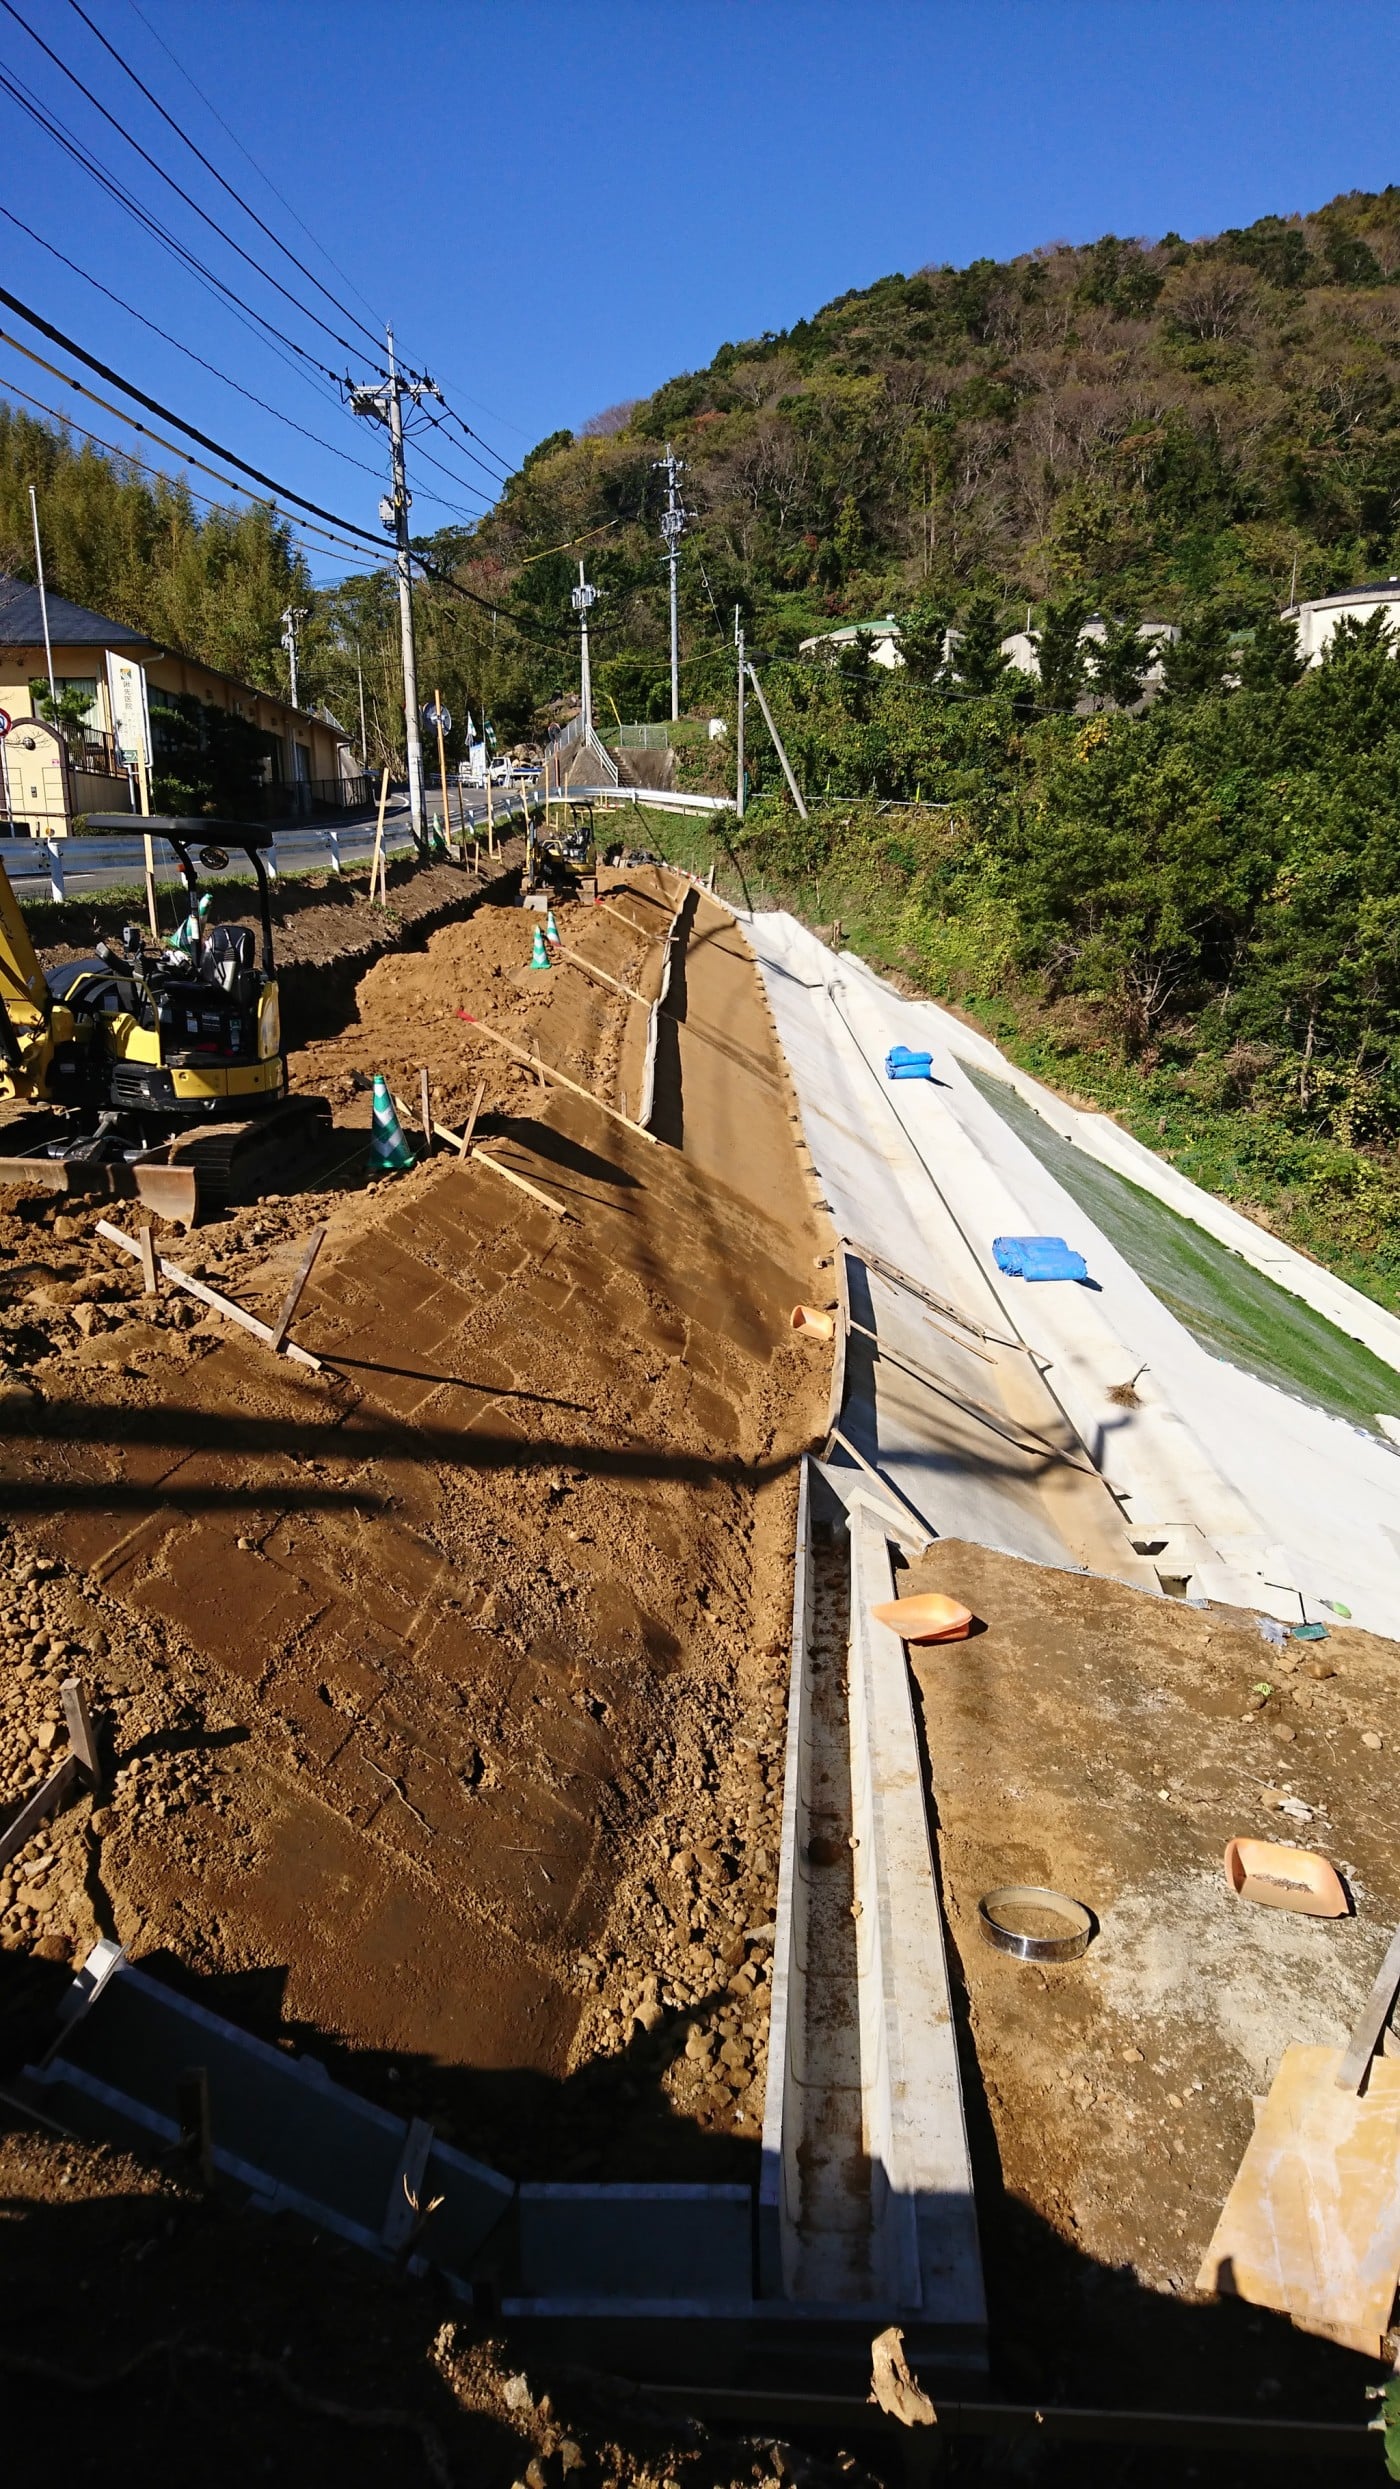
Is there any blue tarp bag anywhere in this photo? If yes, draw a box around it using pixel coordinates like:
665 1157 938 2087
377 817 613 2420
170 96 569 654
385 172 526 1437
993 1234 1089 1283
885 1045 935 1081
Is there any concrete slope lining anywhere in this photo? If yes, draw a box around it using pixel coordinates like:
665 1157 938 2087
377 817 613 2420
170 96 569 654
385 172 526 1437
747 912 1400 1642
740 909 1159 1589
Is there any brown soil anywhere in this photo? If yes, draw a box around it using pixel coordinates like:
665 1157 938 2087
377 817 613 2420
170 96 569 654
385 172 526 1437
0 862 856 2469
0 870 829 2187
898 1535 1400 2426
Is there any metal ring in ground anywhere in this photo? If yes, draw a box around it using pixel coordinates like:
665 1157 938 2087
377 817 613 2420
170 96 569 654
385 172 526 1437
977 1885 1093 1963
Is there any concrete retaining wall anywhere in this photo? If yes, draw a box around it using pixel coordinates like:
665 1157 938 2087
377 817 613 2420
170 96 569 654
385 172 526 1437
758 1453 815 2295
847 1509 985 2338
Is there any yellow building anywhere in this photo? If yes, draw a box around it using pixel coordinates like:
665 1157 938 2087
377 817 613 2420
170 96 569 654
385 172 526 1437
0 575 357 835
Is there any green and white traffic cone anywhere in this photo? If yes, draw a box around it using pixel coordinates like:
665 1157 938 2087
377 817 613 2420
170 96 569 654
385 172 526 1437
545 906 560 945
528 924 551 971
429 812 447 857
368 1073 416 1173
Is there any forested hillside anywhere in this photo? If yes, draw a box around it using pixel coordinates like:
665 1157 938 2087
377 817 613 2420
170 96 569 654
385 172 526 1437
461 185 1400 713
444 182 1400 1302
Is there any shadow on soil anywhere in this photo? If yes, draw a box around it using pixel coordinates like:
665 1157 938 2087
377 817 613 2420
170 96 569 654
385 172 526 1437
0 1392 803 1511
0 1941 1379 2484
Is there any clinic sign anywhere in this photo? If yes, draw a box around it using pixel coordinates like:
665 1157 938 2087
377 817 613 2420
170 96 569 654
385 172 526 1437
105 650 152 771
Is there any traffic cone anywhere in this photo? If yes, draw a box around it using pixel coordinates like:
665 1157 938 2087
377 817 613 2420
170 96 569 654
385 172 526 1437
545 906 560 945
368 1073 416 1173
528 924 551 971
429 812 447 857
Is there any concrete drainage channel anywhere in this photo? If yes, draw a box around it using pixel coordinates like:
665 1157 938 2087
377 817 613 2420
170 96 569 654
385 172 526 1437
19 1454 986 2383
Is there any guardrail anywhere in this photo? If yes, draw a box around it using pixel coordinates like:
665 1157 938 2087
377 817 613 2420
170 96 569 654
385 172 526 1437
0 794 544 904
561 785 731 815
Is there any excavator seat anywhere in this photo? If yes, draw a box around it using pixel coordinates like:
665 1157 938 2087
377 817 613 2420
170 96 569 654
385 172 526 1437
197 924 256 996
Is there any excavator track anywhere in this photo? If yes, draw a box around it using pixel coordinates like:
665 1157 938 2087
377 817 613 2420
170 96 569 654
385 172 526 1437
146 1097 334 1223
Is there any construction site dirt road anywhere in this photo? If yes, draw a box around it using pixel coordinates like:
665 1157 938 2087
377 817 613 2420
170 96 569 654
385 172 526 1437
0 866 830 2171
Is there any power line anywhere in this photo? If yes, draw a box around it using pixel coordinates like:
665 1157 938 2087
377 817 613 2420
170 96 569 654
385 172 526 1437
414 402 512 492
68 0 388 360
0 0 386 369
401 412 496 509
0 366 379 572
0 201 484 526
426 399 514 483
0 201 385 486
0 284 388 549
118 0 529 471
0 60 348 394
123 0 384 329
0 3 523 503
0 291 556 636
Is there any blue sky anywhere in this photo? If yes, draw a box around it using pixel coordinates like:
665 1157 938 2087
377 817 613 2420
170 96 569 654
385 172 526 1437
2 0 1398 578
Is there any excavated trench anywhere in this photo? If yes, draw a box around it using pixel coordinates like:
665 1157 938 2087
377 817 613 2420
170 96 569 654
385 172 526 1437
34 836 531 1049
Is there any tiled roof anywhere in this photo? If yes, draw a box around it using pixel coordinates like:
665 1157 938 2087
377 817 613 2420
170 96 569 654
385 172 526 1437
0 574 152 651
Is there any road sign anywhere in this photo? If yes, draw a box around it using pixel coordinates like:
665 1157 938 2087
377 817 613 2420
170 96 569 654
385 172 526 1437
423 700 452 733
0 709 11 739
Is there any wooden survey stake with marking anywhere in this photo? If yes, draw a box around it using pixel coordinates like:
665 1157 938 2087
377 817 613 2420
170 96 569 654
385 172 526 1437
454 1011 656 1142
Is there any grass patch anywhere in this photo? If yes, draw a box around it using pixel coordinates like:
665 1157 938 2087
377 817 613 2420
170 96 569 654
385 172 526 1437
965 1067 1400 1434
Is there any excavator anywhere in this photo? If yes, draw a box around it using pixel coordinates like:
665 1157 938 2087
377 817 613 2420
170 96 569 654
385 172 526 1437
0 816 329 1226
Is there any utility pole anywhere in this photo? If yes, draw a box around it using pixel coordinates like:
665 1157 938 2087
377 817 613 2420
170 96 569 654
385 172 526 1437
734 604 745 821
280 605 308 710
572 561 599 741
654 442 689 721
746 660 808 821
28 484 55 700
348 328 431 844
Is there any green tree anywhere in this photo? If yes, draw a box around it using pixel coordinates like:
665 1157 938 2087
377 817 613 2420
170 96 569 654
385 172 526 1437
29 677 96 758
1236 611 1305 691
952 595 1011 694
899 600 950 683
1031 595 1089 711
1160 607 1232 699
1087 613 1155 708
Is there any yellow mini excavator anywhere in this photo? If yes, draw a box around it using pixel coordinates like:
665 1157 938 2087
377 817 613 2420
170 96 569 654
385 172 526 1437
0 816 329 1224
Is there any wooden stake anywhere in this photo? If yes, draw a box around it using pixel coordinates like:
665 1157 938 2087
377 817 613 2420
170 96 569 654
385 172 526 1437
1337 1918 1400 2091
138 1222 158 1298
95 1219 321 1370
136 748 158 938
432 685 454 860
594 894 651 938
454 1011 657 1142
554 943 647 1004
269 1223 326 1353
60 1675 102 1791
485 770 495 856
370 765 390 903
0 1755 79 1871
418 1066 434 1150
460 1076 485 1157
